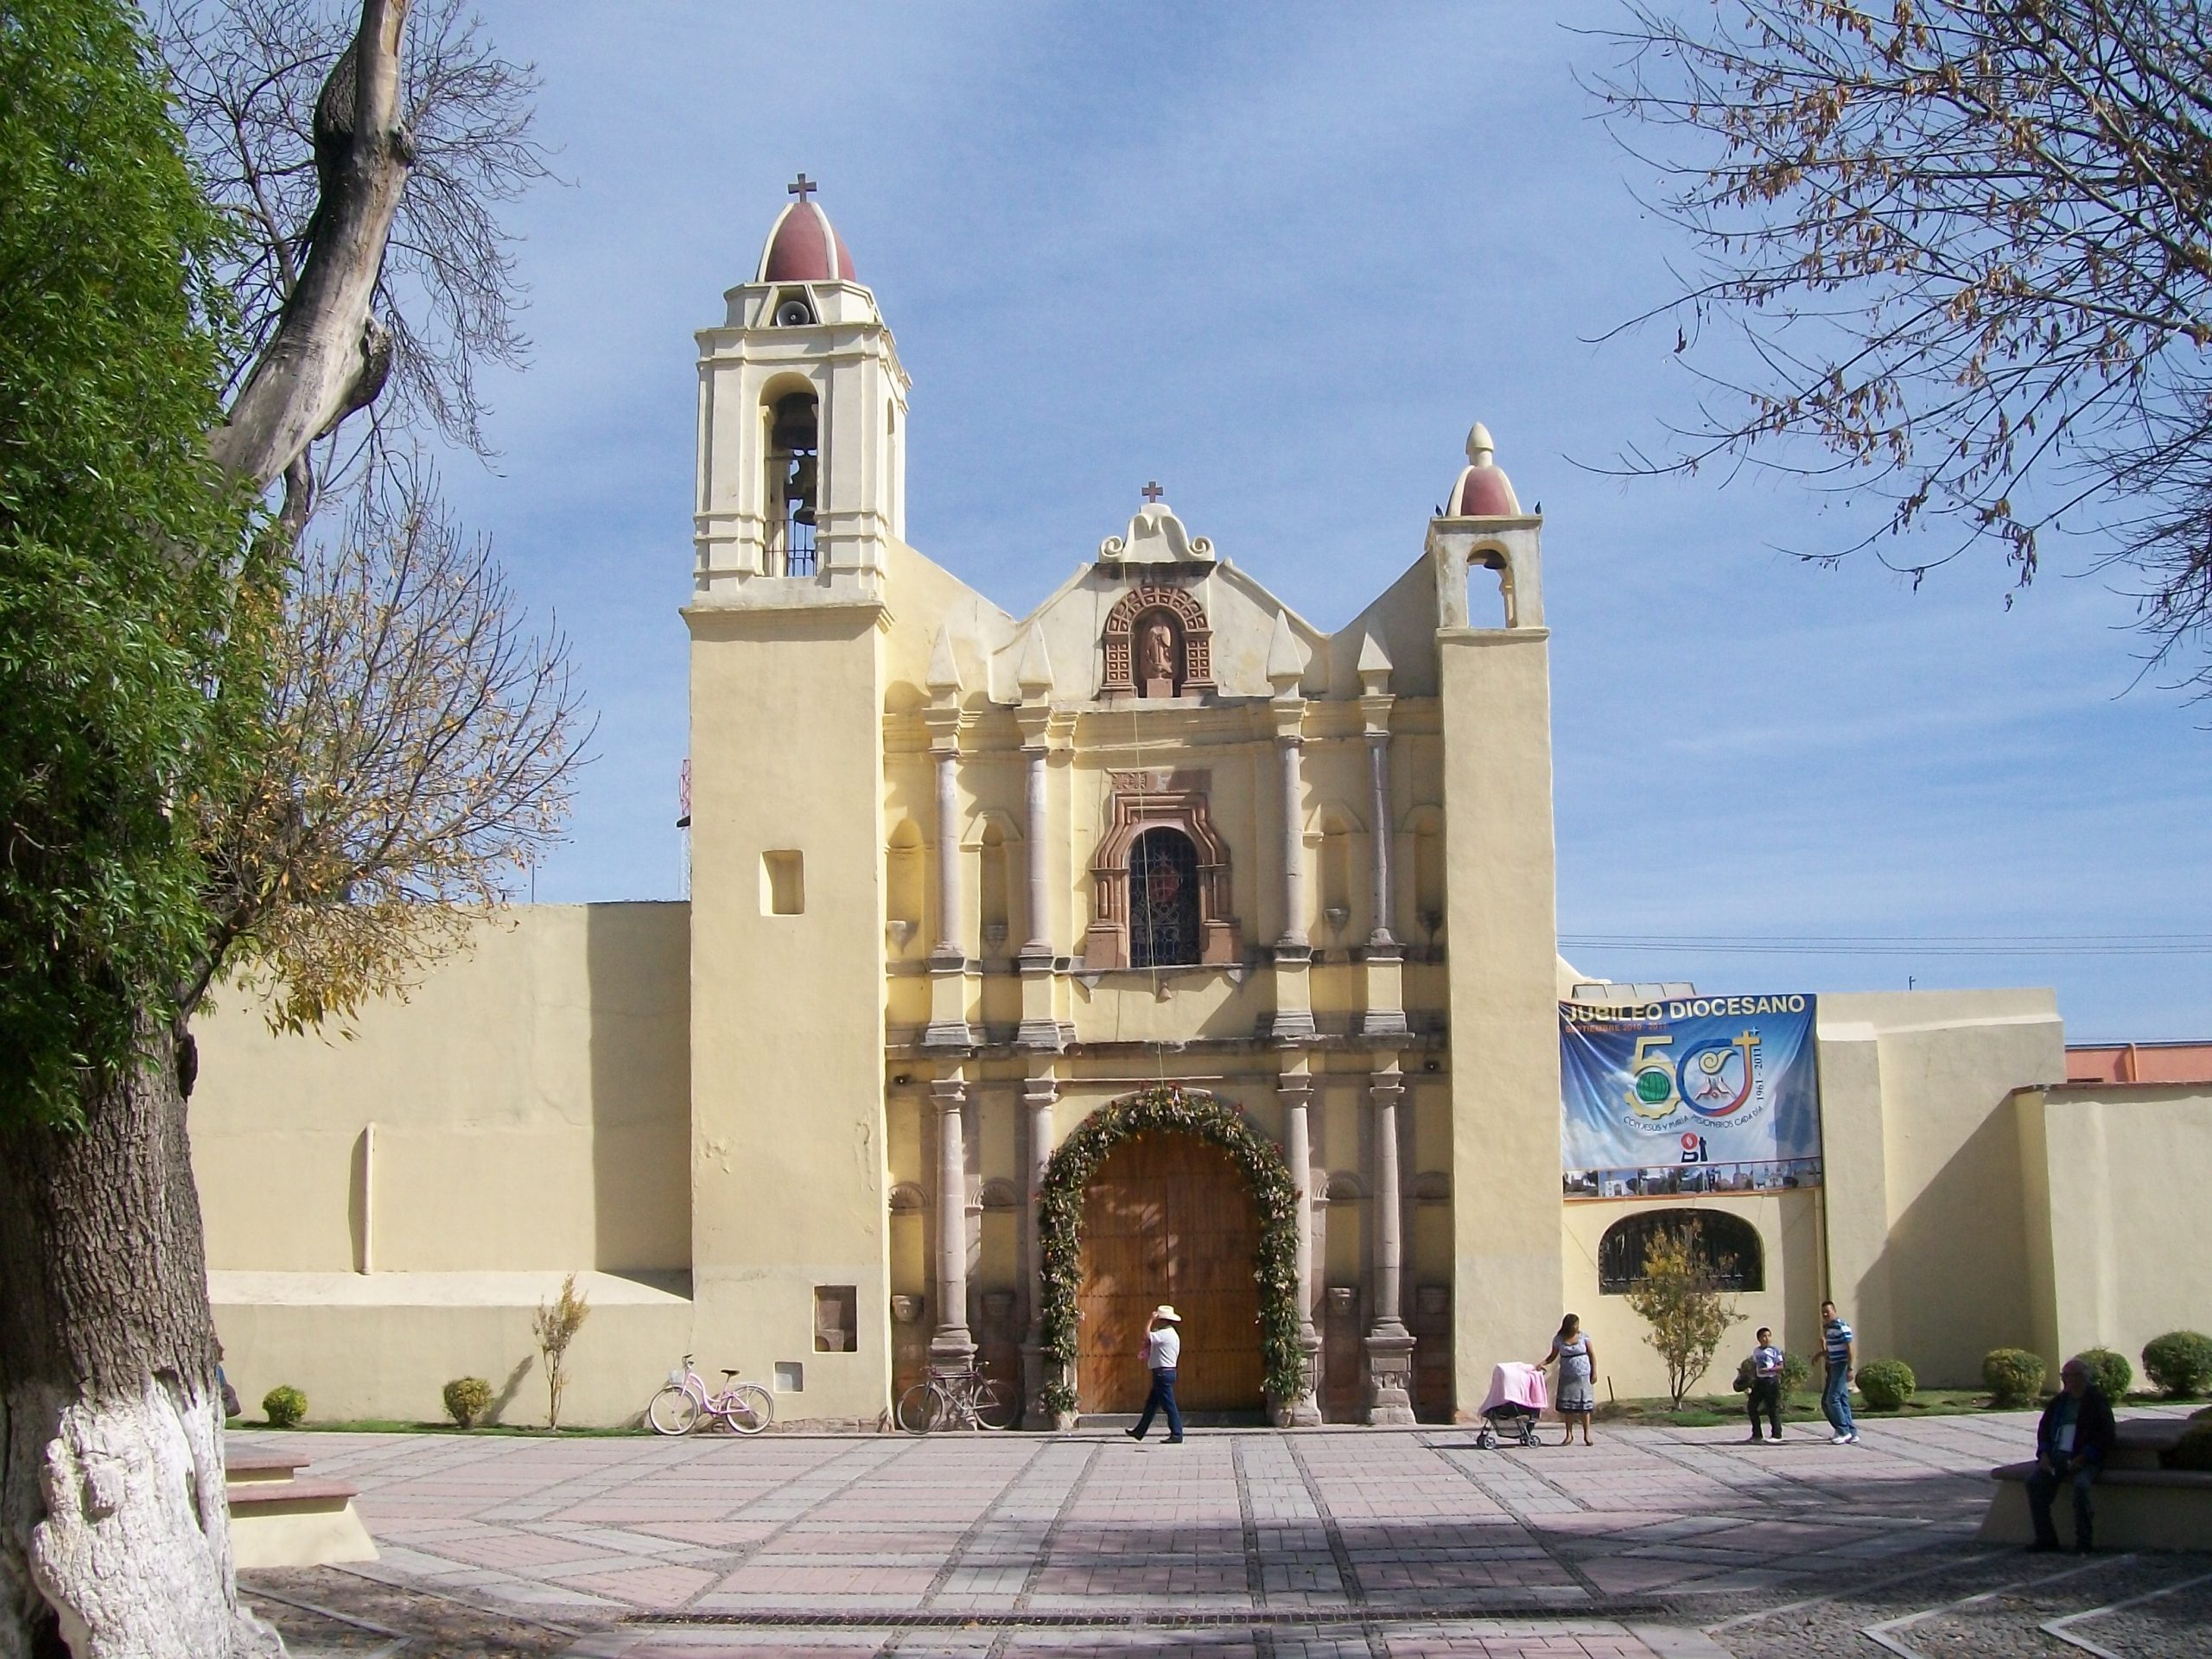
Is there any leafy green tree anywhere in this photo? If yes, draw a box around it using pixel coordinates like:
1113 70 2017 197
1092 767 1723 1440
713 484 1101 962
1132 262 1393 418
0 0 248 1128
1621 1224 1744 1408
0 3 552 1652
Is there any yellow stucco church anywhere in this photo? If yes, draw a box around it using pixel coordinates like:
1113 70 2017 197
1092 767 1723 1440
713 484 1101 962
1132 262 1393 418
192 187 2212 1429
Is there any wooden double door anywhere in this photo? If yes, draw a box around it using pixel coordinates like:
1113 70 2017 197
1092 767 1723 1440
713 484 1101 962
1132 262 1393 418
1075 1129 1264 1413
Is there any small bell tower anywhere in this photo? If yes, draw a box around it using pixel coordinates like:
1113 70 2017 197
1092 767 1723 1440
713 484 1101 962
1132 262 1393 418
693 175 909 601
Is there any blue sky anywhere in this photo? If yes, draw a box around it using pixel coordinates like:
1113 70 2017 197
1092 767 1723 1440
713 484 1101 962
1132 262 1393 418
429 2 2209 1041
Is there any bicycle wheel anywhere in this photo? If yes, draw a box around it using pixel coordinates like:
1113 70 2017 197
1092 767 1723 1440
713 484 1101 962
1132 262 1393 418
647 1386 699 1436
971 1376 1017 1431
721 1382 774 1436
895 1381 941 1434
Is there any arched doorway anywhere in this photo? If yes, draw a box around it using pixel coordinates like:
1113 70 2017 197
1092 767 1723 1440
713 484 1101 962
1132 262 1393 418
1076 1129 1264 1414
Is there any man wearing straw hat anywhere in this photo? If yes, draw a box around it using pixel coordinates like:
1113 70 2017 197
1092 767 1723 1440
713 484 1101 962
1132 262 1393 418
1125 1305 1185 1443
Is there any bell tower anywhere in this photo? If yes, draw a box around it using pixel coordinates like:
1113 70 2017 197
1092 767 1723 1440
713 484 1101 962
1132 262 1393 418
683 180 899 1421
693 175 908 601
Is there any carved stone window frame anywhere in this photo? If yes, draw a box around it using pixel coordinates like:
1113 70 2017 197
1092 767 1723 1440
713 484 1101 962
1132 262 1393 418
1100 585 1215 698
1083 770 1240 969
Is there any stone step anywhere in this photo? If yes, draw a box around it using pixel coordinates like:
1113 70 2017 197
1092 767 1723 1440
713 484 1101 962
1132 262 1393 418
226 1446 311 1484
226 1475 363 1513
222 1441 378 1572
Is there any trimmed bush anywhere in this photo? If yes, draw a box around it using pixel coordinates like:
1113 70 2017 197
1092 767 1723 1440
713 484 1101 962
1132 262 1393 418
1857 1358 1916 1411
2076 1347 2132 1400
2167 1421 2212 1473
442 1376 493 1428
2143 1332 2212 1398
1780 1351 1813 1395
262 1385 308 1428
1983 1348 2047 1408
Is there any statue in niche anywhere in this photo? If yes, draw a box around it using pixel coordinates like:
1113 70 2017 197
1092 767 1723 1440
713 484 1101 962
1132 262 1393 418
1139 613 1179 697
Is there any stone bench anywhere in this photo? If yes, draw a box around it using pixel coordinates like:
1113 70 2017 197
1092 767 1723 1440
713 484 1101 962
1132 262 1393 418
225 1440 378 1570
1976 1417 2212 1552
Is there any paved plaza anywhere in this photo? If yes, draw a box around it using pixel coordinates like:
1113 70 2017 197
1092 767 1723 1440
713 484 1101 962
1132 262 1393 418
238 1410 2212 1657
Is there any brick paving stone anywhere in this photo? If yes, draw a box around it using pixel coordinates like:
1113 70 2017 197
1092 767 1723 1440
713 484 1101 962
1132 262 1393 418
235 1409 2210 1656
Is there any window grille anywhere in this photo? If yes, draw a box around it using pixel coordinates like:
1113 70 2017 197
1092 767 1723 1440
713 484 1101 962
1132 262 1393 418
1128 827 1200 969
1597 1209 1764 1294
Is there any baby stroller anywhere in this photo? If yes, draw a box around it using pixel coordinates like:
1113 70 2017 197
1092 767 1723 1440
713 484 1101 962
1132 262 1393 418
1475 1362 1548 1449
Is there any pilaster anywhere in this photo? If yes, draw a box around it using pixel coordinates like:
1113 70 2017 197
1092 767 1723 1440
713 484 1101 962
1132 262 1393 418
930 1071 977 1375
1018 1068 1059 1421
1365 1057 1416 1425
922 689 976 1050
1276 1065 1323 1427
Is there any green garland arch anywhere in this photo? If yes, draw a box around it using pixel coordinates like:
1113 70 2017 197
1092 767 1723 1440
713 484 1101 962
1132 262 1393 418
1036 1085 1302 1414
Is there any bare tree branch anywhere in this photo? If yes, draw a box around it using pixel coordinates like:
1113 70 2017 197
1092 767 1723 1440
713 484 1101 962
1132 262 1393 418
192 455 589 1027
1583 0 2212 691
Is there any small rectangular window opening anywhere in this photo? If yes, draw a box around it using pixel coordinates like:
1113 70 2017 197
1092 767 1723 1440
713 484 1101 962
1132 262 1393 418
760 850 804 915
813 1285 857 1353
773 1361 805 1393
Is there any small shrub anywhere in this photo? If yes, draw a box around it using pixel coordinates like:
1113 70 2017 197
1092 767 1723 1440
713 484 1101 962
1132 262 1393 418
262 1385 308 1427
442 1376 493 1428
1983 1348 2046 1407
1857 1358 1916 1411
2167 1421 2212 1473
1780 1351 1812 1395
2076 1347 2132 1399
532 1273 592 1429
2142 1332 2212 1398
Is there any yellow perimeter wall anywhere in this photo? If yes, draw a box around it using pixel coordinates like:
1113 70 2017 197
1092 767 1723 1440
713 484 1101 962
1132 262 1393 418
2018 1081 2212 1382
193 905 2212 1421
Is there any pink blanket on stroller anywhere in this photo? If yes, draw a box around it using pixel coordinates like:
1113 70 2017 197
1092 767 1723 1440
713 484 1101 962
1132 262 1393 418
1480 1362 1548 1414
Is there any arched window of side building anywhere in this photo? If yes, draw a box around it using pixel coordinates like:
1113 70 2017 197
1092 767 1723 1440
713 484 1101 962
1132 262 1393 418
1597 1209 1764 1294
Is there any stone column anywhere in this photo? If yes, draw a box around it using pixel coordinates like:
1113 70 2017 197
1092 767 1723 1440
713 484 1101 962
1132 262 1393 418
1019 1072 1058 1421
1356 701 1409 1039
1363 1062 1415 1424
932 745 962 962
1277 1071 1322 1426
923 739 973 1048
1275 735 1307 948
1021 745 1051 956
930 1076 976 1374
1366 733 1395 949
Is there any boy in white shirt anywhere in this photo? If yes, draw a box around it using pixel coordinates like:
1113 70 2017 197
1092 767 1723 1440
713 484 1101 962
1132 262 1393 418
1746 1326 1785 1441
1125 1305 1185 1443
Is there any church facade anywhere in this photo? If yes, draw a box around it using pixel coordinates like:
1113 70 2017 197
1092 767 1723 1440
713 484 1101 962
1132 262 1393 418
190 190 2212 1429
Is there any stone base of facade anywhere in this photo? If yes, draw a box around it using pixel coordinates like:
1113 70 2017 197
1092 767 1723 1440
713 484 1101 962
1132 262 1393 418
1363 1327 1417 1425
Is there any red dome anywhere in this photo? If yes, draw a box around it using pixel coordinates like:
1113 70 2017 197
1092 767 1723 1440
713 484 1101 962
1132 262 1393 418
1455 467 1518 516
758 197 858 283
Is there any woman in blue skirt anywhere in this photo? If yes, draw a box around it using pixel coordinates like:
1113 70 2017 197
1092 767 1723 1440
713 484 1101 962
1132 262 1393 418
1535 1313 1598 1446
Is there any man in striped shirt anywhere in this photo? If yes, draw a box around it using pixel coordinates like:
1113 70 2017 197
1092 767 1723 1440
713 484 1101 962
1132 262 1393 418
1820 1300 1858 1444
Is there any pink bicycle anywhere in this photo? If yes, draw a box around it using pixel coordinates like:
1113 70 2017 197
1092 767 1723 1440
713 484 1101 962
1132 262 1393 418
647 1353 773 1436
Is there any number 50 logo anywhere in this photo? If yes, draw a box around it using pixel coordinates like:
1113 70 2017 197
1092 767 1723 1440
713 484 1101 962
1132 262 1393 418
1626 1036 1677 1118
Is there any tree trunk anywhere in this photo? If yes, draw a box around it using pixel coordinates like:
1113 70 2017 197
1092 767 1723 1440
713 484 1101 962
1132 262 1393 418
0 1022 280 1659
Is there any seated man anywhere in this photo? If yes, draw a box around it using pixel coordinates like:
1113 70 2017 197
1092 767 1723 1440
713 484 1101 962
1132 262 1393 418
2027 1357 2117 1554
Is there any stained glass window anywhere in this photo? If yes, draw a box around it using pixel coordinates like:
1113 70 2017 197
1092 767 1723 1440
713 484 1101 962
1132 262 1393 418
1129 827 1199 969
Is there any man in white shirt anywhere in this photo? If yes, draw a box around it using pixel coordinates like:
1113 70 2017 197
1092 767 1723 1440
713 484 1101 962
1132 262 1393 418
1125 1305 1185 1443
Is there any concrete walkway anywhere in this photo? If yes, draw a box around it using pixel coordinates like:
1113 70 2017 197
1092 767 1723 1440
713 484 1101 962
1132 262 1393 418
234 1409 2199 1657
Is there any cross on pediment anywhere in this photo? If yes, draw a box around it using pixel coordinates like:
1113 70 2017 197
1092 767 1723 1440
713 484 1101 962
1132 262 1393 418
1141 480 1165 503
787 174 817 201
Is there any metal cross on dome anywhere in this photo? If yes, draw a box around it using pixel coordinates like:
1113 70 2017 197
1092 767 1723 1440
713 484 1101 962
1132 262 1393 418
787 174 817 201
1141 480 1165 503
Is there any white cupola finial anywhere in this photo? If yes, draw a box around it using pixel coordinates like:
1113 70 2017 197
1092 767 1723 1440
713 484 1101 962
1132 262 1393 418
1448 420 1522 518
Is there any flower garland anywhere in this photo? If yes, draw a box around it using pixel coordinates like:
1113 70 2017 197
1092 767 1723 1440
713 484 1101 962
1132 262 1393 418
1036 1085 1303 1414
